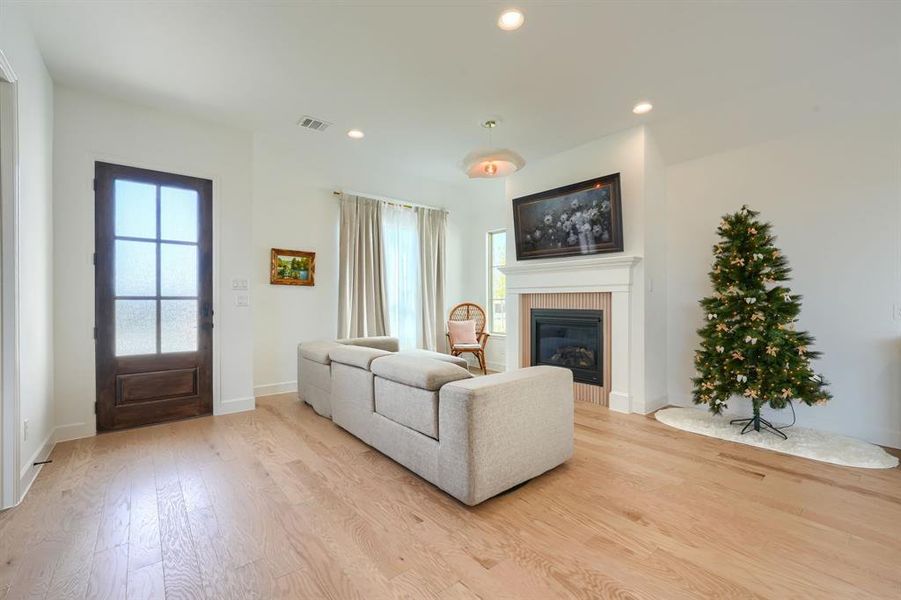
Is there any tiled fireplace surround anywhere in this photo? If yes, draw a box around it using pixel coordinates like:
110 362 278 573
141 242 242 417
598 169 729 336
502 255 642 413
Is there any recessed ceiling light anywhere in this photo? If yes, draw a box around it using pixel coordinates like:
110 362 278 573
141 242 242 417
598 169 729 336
497 8 525 31
632 101 653 115
347 129 365 139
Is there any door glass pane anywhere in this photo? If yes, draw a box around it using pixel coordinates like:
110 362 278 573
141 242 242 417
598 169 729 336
161 187 198 242
115 180 157 239
160 244 197 296
115 300 156 356
115 240 157 296
161 300 197 353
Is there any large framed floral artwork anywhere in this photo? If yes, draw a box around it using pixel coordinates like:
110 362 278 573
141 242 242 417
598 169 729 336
512 173 623 260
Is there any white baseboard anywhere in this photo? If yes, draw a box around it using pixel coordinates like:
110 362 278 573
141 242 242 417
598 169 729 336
54 421 94 443
217 396 255 415
640 394 669 415
18 429 55 504
608 391 631 413
254 380 297 397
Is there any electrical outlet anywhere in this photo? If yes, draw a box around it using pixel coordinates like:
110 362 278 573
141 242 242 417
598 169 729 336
894 304 901 321
23 419 28 442
235 295 249 307
231 279 248 290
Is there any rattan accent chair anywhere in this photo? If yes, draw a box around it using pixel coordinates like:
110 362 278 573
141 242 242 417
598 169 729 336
446 302 489 374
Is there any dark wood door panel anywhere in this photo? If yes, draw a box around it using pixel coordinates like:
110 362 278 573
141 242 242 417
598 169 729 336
95 162 213 432
117 368 198 405
107 396 210 430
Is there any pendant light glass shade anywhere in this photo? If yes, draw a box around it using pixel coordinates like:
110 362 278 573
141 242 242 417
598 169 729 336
462 148 526 179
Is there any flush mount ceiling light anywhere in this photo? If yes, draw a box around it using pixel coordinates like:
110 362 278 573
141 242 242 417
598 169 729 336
462 120 526 179
497 8 525 31
347 129 365 139
632 101 653 115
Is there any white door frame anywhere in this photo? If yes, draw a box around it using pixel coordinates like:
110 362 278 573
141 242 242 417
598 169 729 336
0 50 20 510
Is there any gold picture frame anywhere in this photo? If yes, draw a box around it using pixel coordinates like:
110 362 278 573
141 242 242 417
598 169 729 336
270 248 315 286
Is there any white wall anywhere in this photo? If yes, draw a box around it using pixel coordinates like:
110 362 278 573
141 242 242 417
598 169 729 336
250 137 337 396
0 4 56 488
642 132 668 407
250 134 495 394
52 86 256 439
665 114 901 448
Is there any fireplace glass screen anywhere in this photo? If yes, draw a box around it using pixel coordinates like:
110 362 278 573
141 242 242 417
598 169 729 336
530 309 603 385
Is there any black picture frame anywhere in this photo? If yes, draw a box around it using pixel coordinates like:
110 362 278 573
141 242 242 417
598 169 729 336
513 173 623 261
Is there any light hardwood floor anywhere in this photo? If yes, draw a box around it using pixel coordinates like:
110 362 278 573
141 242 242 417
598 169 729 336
1 394 899 600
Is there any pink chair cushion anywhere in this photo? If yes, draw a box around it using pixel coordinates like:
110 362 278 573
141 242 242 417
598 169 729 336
447 319 479 346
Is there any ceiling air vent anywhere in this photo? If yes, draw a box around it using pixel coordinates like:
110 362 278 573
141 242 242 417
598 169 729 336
297 115 332 132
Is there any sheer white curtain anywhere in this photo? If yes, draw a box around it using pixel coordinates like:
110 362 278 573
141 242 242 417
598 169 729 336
381 203 421 350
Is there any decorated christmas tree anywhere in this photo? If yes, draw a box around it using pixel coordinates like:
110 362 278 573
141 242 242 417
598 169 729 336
692 205 830 437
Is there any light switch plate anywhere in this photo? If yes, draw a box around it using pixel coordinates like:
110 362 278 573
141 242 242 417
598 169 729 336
231 279 248 290
894 304 901 321
235 295 250 307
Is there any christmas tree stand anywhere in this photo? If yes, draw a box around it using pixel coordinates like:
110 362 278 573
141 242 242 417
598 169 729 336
730 412 788 440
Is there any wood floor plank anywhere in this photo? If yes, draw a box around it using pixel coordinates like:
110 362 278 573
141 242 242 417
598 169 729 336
156 479 205 599
2 393 898 600
94 463 131 553
85 543 128 600
127 477 162 573
126 561 165 600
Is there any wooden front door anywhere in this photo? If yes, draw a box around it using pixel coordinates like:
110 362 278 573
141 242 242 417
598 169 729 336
94 162 213 431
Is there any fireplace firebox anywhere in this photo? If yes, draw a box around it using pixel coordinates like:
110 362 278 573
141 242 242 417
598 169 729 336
530 309 603 385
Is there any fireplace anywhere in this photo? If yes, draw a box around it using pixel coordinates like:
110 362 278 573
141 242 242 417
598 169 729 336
530 309 603 385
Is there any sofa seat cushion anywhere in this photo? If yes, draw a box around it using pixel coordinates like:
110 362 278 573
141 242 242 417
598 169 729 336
375 378 439 439
371 355 472 391
299 341 342 364
397 349 469 370
330 345 392 370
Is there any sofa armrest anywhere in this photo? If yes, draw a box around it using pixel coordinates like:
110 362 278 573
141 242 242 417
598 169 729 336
477 331 489 349
437 366 574 505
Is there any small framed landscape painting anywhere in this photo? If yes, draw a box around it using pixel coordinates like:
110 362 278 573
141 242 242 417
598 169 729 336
270 249 315 286
512 173 623 261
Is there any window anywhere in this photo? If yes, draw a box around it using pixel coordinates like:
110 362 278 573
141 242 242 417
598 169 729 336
382 204 421 350
487 230 507 334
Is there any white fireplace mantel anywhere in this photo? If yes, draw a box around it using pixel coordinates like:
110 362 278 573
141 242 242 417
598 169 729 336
500 255 643 414
501 255 641 293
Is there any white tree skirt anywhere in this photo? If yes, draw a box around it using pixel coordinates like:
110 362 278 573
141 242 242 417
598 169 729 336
655 407 899 469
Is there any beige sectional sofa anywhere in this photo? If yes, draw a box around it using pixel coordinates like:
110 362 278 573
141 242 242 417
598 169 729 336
297 336 574 505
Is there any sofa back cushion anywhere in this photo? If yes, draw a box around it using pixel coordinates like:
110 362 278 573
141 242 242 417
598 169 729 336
375 378 439 439
329 345 393 370
371 355 472 391
299 340 343 364
337 336 400 352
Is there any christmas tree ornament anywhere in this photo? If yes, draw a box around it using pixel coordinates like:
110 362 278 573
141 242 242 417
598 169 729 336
691 205 831 439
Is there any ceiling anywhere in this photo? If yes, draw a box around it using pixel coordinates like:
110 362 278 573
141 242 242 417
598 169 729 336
20 1 901 183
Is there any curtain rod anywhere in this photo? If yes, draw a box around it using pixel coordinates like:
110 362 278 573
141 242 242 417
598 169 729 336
332 189 447 213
